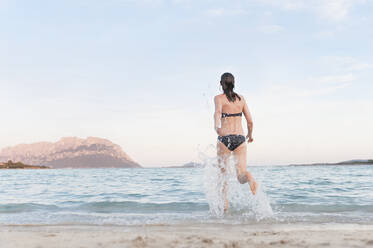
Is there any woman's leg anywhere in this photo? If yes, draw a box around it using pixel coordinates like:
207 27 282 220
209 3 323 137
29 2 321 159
233 143 258 195
217 141 231 212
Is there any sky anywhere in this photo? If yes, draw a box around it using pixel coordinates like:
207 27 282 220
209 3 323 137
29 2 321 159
1 0 372 167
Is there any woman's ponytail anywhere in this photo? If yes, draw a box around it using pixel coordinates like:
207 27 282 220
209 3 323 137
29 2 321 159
220 72 241 102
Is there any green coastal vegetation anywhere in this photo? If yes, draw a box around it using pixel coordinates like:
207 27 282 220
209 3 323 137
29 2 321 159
0 160 49 169
337 160 373 165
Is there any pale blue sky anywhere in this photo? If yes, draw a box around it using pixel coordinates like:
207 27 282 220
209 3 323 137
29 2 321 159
1 0 373 167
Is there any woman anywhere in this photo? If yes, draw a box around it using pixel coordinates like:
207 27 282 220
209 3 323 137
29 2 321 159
214 72 258 211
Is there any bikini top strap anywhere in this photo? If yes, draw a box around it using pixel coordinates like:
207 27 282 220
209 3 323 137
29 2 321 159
221 112 242 118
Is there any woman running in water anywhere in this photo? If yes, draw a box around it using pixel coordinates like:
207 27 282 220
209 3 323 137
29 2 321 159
214 72 258 212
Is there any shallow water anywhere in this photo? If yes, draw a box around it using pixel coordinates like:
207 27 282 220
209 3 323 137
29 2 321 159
0 165 373 225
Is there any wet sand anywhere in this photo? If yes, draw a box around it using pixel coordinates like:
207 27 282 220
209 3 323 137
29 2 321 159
1 223 373 248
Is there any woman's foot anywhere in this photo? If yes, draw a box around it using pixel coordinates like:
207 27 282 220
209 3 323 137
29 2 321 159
224 200 229 213
249 180 258 195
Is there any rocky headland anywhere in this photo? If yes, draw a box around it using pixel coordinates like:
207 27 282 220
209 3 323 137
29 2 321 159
0 137 141 169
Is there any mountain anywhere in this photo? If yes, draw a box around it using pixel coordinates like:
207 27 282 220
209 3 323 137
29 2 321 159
166 162 204 168
0 137 141 168
181 162 204 168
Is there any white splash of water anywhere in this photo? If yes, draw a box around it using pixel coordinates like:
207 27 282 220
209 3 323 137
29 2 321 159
199 144 225 217
199 145 273 221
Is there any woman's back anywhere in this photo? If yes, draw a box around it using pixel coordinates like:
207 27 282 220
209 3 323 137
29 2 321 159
216 93 244 136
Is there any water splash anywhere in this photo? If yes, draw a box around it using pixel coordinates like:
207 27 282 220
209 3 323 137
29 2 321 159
199 144 273 221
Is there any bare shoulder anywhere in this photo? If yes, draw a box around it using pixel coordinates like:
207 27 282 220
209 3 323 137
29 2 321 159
238 94 245 101
214 94 224 102
237 94 246 104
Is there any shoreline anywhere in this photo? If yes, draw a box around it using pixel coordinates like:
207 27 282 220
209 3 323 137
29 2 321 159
2 223 373 247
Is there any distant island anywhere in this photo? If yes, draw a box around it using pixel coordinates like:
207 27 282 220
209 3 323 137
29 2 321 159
0 137 141 169
167 159 373 168
289 159 373 166
166 162 204 168
0 160 49 169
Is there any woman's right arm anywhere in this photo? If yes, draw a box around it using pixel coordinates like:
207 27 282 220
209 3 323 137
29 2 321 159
214 96 222 135
242 97 254 143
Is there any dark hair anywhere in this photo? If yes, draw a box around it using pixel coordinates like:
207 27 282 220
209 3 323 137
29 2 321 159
220 72 241 102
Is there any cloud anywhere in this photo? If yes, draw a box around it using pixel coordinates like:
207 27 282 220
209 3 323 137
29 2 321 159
301 73 356 96
316 0 366 21
257 0 366 21
314 30 336 39
205 8 248 17
317 0 351 20
266 73 356 98
268 82 352 98
320 56 373 71
314 74 357 84
119 0 366 22
257 24 284 34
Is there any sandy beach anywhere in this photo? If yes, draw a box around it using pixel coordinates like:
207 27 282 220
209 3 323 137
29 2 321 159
1 223 373 248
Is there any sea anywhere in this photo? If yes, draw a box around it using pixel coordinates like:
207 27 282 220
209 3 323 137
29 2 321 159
0 163 373 225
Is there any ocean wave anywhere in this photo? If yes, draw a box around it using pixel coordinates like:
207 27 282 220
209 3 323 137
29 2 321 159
274 203 373 213
76 201 209 213
0 203 59 213
2 201 373 215
0 201 209 214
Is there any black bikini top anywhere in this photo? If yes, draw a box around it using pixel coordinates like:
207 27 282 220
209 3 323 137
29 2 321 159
221 112 242 118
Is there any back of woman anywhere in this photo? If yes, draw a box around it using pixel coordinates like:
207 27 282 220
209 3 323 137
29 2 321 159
218 93 245 136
